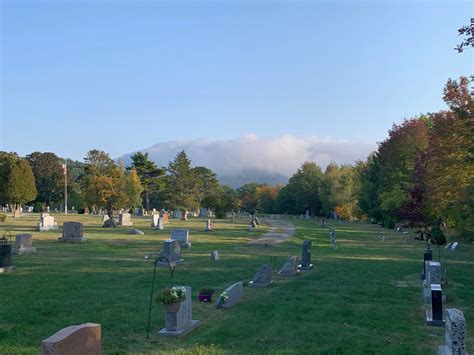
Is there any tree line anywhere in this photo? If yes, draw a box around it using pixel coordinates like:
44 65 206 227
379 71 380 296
0 77 472 240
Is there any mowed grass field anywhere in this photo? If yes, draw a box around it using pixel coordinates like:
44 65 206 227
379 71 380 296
0 214 472 354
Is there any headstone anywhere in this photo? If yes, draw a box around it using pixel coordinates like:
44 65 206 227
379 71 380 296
58 222 87 243
210 250 219 260
422 245 433 280
103 219 114 228
426 284 444 327
437 308 468 355
0 237 15 273
299 240 313 270
199 208 210 218
278 256 299 276
151 214 159 228
450 242 459 250
424 261 443 304
170 229 191 249
215 282 243 309
127 229 144 235
181 211 188 221
102 214 110 225
13 234 36 255
37 213 59 231
305 210 310 220
161 239 182 266
205 219 213 232
172 210 183 220
254 216 260 225
118 213 133 226
46 206 50 213
249 263 272 287
160 211 169 223
41 323 101 355
158 286 199 337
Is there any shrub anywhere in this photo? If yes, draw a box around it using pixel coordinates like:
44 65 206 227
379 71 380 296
430 226 447 245
33 201 45 213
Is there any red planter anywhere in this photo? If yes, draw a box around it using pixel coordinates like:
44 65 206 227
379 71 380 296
198 294 212 302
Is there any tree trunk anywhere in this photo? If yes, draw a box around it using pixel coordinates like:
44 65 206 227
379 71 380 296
144 190 150 212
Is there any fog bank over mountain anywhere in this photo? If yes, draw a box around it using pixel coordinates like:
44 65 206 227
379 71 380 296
120 134 375 187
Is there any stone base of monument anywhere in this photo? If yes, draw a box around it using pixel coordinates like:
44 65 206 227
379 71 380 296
58 237 87 243
436 346 449 355
298 263 313 270
423 288 446 304
248 280 272 288
37 226 59 231
426 309 445 327
158 320 199 337
0 266 15 273
13 247 36 255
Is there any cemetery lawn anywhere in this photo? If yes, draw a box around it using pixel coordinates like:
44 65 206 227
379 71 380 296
0 215 473 355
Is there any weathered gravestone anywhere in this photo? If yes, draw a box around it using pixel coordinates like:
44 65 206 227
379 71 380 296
157 217 164 230
118 213 133 226
427 283 445 327
205 219 213 232
161 239 182 266
199 208 210 218
278 256 299 276
102 214 110 226
305 210 310 220
216 282 243 309
450 242 459 250
421 245 433 280
37 213 58 231
181 211 188 221
299 240 313 270
437 308 468 355
249 263 272 287
151 214 159 228
41 323 101 355
210 250 219 260
58 222 87 243
161 212 169 223
13 234 36 255
170 229 191 249
158 286 199 337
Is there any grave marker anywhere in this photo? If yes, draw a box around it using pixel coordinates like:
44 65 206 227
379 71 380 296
249 263 272 287
13 234 36 255
216 282 243 309
41 323 101 355
170 229 191 249
58 222 87 243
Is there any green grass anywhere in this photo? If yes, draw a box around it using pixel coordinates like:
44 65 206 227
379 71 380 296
0 214 472 354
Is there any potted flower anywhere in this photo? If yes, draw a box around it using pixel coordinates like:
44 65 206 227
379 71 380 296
198 287 215 302
156 286 186 313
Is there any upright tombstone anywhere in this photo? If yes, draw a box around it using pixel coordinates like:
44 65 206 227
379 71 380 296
13 234 36 255
205 219 213 232
161 240 182 266
249 263 272 287
158 286 199 337
102 214 110 226
172 210 183 220
299 240 313 270
422 245 433 280
118 213 133 226
170 229 191 249
305 210 310 220
58 222 87 243
0 237 15 273
437 308 468 355
157 217 164 230
181 211 188 221
161 212 169 224
427 284 444 327
41 323 101 355
215 282 243 309
278 256 299 276
199 208 210 218
210 250 219 260
151 214 159 228
37 213 59 231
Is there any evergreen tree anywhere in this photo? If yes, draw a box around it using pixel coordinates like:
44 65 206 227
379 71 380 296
165 151 199 211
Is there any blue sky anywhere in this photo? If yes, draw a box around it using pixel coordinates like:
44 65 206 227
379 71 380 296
1 0 471 162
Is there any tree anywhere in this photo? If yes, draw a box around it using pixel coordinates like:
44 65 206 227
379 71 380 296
276 162 324 215
82 150 143 224
126 152 164 211
194 166 220 207
202 184 238 218
455 18 474 53
0 153 37 212
255 184 281 214
26 152 64 205
164 151 199 211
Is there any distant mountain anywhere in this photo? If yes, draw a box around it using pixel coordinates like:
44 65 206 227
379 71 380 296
119 135 374 188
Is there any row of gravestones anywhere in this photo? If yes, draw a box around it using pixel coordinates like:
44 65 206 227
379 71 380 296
421 245 468 354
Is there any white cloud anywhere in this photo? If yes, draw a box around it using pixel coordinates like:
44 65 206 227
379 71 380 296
121 134 375 186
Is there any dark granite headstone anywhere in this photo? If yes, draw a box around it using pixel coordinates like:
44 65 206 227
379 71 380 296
299 240 313 270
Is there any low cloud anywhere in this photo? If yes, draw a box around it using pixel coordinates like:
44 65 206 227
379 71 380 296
121 134 375 187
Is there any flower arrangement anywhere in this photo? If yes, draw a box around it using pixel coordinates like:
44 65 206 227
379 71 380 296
219 291 228 304
156 286 186 305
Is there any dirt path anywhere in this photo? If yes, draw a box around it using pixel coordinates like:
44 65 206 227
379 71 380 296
248 218 295 245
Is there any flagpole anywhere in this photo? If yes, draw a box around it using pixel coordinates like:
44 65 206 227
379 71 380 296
64 161 68 215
